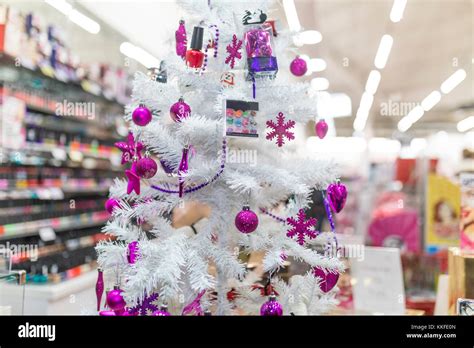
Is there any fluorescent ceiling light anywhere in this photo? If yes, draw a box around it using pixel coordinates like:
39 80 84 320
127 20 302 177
390 0 407 23
397 105 424 132
369 137 401 154
365 70 381 95
359 91 374 111
44 0 100 34
316 92 352 118
457 116 474 132
440 69 467 94
397 116 412 132
307 58 327 73
293 30 322 46
120 42 160 68
420 91 441 111
374 34 393 69
69 9 100 34
353 92 374 131
283 0 301 32
310 77 329 91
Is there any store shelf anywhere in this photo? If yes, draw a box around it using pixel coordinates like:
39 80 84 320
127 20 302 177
0 211 109 240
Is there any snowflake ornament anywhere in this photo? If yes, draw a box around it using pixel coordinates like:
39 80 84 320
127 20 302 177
266 112 295 147
286 209 319 245
225 34 243 69
128 292 159 316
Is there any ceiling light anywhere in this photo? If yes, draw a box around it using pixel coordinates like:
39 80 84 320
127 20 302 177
45 0 100 34
283 0 301 32
374 34 393 69
120 42 160 68
365 70 381 95
353 92 374 131
310 77 329 91
308 58 327 72
397 117 412 132
420 91 441 111
440 69 467 94
69 9 100 34
457 116 474 132
316 92 352 118
397 105 424 132
390 0 407 23
293 30 322 46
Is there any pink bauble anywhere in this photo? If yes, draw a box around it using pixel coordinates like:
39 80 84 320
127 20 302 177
235 206 259 233
313 266 339 293
260 296 283 316
290 56 307 77
326 181 347 213
105 198 120 214
315 119 328 139
152 306 171 316
106 287 126 314
135 157 158 179
132 105 152 126
99 310 116 316
170 98 191 122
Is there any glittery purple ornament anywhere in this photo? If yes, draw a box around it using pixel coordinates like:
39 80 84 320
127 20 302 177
132 105 152 126
326 180 347 213
125 162 141 195
313 266 339 293
115 132 143 164
152 305 171 316
170 98 191 122
105 198 120 214
315 119 328 139
175 20 187 58
127 241 139 264
290 56 307 77
95 268 104 311
178 146 189 198
136 157 158 179
260 295 283 316
99 310 116 316
235 206 259 233
128 292 159 316
106 286 127 315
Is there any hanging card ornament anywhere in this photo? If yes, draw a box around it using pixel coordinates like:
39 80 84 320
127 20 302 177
326 180 347 213
175 20 187 58
224 100 259 137
220 71 235 88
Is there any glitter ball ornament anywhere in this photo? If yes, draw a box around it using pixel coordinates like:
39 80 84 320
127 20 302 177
132 105 152 126
106 286 127 315
105 198 120 214
170 98 191 122
127 241 139 264
313 266 339 293
152 305 171 316
326 180 347 213
260 295 283 316
315 119 328 139
235 206 259 233
136 157 158 179
290 56 307 77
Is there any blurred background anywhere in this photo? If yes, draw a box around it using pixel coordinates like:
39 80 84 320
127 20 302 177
0 0 472 315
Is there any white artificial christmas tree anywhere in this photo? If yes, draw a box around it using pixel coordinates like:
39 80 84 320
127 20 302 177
97 0 345 316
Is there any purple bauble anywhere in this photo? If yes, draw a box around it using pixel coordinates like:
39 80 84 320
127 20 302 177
169 98 191 122
106 286 127 314
315 119 328 139
326 180 347 213
290 56 307 77
105 198 120 214
136 157 158 179
152 305 171 316
127 241 139 264
313 266 339 293
99 310 116 316
132 105 152 126
235 206 259 234
260 295 283 316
